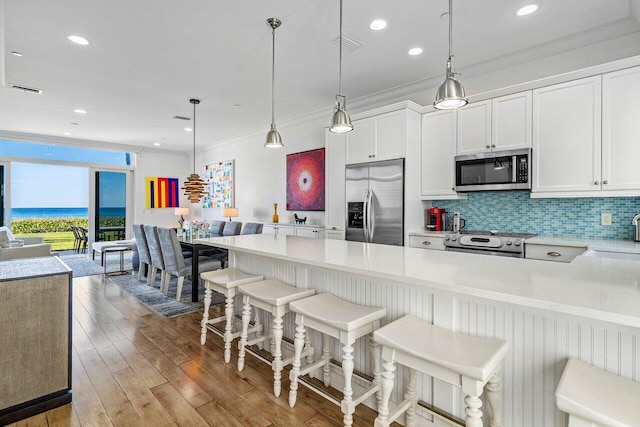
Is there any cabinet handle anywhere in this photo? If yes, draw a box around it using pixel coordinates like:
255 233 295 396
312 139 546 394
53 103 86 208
452 187 455 191
332 227 337 230
594 181 599 185
485 145 490 149
491 144 496 148
603 180 608 185
422 241 431 246
547 251 562 257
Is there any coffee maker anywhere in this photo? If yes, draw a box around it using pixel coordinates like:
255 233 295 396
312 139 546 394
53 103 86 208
426 207 447 231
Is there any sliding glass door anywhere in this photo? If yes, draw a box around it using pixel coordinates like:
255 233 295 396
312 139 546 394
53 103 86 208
94 170 129 242
0 164 5 226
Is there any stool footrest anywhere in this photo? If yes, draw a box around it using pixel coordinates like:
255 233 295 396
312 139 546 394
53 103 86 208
245 332 269 347
280 347 313 369
351 382 379 408
297 377 342 406
295 354 323 379
374 396 415 427
204 314 227 327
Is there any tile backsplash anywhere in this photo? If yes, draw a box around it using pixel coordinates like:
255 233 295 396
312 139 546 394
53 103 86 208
432 192 640 240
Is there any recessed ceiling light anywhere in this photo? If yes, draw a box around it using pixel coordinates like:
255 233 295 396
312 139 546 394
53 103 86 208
153 142 161 146
184 127 193 132
408 47 424 56
67 35 90 46
11 51 23 57
370 19 387 31
74 109 87 114
516 4 538 16
64 132 72 136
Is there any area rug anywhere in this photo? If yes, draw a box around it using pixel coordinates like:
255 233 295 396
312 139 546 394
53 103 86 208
58 250 134 277
107 271 225 318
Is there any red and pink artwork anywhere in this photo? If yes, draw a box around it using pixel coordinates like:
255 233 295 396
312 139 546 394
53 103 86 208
286 148 325 211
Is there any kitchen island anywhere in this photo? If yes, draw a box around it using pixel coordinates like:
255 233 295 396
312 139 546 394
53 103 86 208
196 234 640 427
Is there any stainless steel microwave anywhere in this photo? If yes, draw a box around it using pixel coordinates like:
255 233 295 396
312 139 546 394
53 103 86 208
454 148 531 192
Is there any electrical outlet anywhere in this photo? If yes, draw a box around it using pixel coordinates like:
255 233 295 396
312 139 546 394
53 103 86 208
601 213 612 226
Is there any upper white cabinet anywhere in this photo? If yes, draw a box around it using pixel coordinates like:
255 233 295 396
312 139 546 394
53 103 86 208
262 224 295 236
421 110 458 198
325 129 346 236
456 92 531 155
346 110 405 164
456 100 491 155
532 76 602 194
601 66 640 191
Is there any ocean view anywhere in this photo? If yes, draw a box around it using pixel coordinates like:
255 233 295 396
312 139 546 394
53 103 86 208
12 207 125 219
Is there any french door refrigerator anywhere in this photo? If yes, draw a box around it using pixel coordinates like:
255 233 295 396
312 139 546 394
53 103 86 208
345 158 404 246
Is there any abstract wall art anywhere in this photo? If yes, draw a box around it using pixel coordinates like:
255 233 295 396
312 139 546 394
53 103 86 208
202 160 235 208
145 177 180 208
286 148 325 211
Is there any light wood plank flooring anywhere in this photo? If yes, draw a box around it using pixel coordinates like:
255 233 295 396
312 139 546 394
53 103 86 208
7 275 389 427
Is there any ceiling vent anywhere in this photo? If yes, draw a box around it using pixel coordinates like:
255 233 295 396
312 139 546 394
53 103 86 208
173 115 191 121
9 83 42 94
331 32 363 52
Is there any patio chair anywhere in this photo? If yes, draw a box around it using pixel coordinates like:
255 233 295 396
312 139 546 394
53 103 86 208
143 225 166 291
78 227 89 253
132 224 152 283
156 227 222 301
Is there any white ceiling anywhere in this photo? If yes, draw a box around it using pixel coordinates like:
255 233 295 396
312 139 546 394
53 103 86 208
1 0 639 152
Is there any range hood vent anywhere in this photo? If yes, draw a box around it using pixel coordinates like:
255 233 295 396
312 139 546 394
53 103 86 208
9 83 42 94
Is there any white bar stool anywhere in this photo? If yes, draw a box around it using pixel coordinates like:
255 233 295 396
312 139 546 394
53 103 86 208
200 268 263 363
556 358 640 427
236 279 315 397
288 293 387 427
373 315 509 427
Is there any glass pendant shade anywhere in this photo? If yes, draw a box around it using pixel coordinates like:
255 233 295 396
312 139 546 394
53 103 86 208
265 124 283 148
181 98 207 203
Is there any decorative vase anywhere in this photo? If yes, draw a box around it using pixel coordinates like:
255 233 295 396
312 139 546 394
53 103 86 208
272 203 279 223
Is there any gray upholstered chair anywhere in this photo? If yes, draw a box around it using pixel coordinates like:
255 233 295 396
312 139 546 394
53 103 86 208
143 225 166 290
241 223 263 235
222 221 242 236
156 227 222 301
132 224 151 283
209 220 226 237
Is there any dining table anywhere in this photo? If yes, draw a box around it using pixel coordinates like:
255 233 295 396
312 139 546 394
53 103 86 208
176 232 224 302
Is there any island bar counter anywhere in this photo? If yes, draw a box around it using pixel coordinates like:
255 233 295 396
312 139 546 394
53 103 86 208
195 234 640 426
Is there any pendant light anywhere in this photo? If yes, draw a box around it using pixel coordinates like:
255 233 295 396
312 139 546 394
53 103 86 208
181 98 207 203
329 0 353 133
265 18 283 148
433 0 468 110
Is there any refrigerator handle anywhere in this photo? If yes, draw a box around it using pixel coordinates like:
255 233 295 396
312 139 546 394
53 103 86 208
368 189 375 241
363 188 370 242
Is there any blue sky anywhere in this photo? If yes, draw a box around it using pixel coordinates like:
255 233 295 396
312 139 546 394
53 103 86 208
12 163 89 207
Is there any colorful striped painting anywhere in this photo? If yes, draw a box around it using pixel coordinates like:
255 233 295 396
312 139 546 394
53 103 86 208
145 177 180 208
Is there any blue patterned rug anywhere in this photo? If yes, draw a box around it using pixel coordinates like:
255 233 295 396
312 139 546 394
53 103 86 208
108 271 226 318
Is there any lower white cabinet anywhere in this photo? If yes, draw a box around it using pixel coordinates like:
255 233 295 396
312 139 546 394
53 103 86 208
262 224 295 236
525 243 586 263
325 229 345 240
408 234 445 251
295 226 325 239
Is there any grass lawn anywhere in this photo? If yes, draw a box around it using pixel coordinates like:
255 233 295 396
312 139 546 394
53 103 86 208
14 231 76 251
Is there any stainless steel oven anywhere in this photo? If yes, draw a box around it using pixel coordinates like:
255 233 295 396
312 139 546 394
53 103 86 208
455 148 531 192
444 231 535 258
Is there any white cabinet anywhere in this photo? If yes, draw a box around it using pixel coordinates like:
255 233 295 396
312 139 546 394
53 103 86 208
346 110 405 164
325 129 346 236
262 224 294 236
408 234 445 251
295 226 325 239
421 110 458 199
532 76 602 194
457 92 532 155
325 229 345 240
525 243 586 263
601 66 640 191
456 100 491 155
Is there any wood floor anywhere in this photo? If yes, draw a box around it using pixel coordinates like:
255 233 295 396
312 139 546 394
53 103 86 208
7 274 385 427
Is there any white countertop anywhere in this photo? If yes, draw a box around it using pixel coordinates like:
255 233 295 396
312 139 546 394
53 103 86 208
196 234 640 328
261 222 323 229
526 236 640 254
408 230 449 237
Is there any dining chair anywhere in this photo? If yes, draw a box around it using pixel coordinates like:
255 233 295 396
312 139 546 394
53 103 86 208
156 227 222 301
209 220 226 237
132 224 152 283
222 221 242 236
143 225 166 290
71 226 81 252
241 223 263 235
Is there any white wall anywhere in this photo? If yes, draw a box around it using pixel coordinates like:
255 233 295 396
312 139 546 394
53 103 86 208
133 150 190 227
196 116 327 226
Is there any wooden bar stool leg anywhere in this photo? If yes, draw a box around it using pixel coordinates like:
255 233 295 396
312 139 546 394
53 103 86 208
200 286 212 345
341 343 355 427
465 395 483 427
405 368 418 427
485 371 503 427
305 334 314 378
223 294 236 363
271 313 284 397
237 296 252 371
322 334 331 387
254 307 263 350
370 337 382 407
374 360 396 427
289 319 306 407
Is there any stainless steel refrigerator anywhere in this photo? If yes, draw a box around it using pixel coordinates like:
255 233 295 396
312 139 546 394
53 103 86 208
346 159 404 246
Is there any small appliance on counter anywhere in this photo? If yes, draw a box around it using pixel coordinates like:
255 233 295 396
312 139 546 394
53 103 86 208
426 207 447 231
452 212 466 233
633 214 640 242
